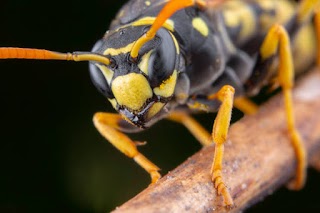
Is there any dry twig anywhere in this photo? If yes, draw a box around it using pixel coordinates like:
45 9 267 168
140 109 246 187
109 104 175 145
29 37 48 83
113 68 320 213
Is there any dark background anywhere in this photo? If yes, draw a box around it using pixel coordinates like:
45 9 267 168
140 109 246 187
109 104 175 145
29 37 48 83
0 0 319 212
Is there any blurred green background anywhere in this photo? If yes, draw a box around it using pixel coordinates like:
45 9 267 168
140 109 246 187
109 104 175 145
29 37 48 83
0 0 319 212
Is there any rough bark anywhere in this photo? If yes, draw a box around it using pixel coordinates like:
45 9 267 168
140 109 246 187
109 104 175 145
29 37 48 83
113 68 320 213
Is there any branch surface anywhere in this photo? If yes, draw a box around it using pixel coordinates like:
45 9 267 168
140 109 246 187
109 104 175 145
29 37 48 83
113 68 320 213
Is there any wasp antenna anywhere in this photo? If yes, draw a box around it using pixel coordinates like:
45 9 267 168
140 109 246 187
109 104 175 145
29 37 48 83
130 0 204 58
69 51 111 65
0 47 110 65
0 47 68 60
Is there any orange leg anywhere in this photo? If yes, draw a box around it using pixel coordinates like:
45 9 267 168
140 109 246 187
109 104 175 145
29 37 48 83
93 112 161 183
167 112 212 146
234 97 258 115
168 85 235 207
260 24 306 189
208 85 235 207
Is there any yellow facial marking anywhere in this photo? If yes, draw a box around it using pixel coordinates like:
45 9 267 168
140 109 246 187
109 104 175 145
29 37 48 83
108 98 118 110
153 70 177 98
131 17 175 32
169 31 180 54
96 64 113 84
138 50 153 75
104 42 134 56
192 17 209 37
147 102 164 119
112 73 152 111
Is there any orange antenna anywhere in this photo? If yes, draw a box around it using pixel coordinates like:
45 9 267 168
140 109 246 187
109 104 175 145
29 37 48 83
0 47 110 65
130 0 207 59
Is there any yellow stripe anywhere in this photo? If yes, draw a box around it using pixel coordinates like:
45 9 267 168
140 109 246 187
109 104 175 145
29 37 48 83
131 17 175 32
255 0 274 10
169 31 180 54
108 98 118 110
222 1 256 41
104 42 134 56
138 50 153 75
192 17 209 37
107 17 175 57
153 70 177 98
96 64 114 84
297 0 320 23
257 0 294 31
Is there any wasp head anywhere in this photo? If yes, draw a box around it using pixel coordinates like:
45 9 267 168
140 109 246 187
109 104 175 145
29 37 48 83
89 26 180 128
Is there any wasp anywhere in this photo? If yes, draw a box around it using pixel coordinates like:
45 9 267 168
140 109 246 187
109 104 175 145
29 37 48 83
1 0 320 208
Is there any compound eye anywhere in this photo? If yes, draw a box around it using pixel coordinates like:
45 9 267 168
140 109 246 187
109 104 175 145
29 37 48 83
89 63 114 99
148 29 176 88
91 39 104 53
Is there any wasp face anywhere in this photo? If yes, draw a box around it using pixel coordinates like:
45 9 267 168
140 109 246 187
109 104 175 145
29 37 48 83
89 26 180 128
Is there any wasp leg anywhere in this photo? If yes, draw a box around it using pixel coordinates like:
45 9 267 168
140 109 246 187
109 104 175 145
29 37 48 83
167 112 211 146
169 86 235 207
208 85 235 207
259 24 306 190
234 97 258 115
93 112 161 183
167 99 257 147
